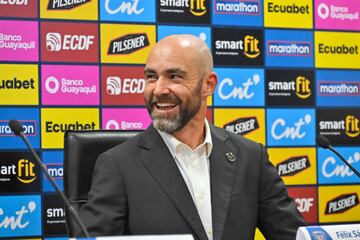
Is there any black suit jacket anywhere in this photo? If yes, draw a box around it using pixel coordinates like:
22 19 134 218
78 125 306 239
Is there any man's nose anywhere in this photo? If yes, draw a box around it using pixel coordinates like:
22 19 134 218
153 77 170 96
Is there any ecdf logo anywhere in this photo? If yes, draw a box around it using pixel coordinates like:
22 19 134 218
106 76 145 95
46 32 94 52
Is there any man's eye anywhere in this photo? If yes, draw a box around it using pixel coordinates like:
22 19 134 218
145 74 157 80
170 74 181 80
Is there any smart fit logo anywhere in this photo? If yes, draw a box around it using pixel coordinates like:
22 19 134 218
244 35 260 58
345 115 360 138
17 159 36 184
190 0 206 16
296 76 311 99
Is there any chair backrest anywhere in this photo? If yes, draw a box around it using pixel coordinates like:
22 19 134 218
63 130 139 237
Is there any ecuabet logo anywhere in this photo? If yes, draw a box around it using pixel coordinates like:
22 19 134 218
214 68 264 106
267 109 315 146
0 195 41 237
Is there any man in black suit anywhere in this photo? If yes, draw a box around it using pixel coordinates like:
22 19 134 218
78 34 306 239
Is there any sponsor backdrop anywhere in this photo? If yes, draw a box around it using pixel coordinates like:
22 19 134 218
0 0 359 239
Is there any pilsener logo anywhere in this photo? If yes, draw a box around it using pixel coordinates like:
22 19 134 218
223 116 259 135
106 76 145 95
107 33 149 55
47 0 91 10
325 193 359 214
267 41 311 57
46 32 94 52
0 120 36 136
276 156 310 177
214 0 260 15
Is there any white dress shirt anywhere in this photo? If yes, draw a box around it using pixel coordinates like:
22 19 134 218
158 120 213 240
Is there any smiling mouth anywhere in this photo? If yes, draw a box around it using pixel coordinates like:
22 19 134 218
154 102 178 111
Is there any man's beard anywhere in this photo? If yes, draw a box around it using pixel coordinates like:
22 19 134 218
146 80 202 133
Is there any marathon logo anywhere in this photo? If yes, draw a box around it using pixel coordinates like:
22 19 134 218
319 115 359 138
215 0 260 15
318 44 359 55
47 0 91 10
0 120 36 136
276 156 310 177
107 33 149 55
268 76 311 99
0 0 28 5
267 41 311 56
223 117 259 135
45 121 96 133
325 193 359 214
0 77 35 90
267 2 310 14
46 163 63 180
318 81 360 96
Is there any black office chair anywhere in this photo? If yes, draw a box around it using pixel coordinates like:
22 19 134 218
63 130 139 237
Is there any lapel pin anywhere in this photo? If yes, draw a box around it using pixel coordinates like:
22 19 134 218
226 152 236 162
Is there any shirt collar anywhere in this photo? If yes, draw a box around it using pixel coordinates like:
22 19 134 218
157 119 213 158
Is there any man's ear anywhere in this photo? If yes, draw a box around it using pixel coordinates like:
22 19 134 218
202 72 218 98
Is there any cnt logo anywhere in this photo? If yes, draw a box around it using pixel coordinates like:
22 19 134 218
267 41 311 57
0 200 37 231
105 119 143 130
214 0 260 15
106 76 145 95
271 114 312 140
317 3 359 21
268 76 311 99
322 151 360 178
318 81 360 96
0 120 36 136
45 76 96 95
223 116 259 135
276 155 310 177
46 32 94 52
319 115 360 138
325 193 359 215
215 35 260 58
217 73 260 100
107 33 149 55
47 0 91 10
105 0 144 15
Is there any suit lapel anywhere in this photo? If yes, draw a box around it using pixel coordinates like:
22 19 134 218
209 126 236 240
138 126 209 240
